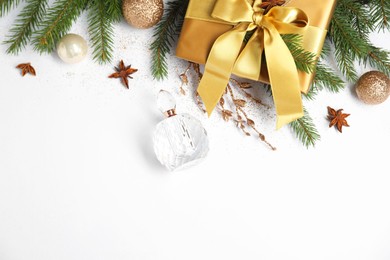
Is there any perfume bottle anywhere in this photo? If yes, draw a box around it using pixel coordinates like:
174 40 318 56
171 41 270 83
153 90 209 171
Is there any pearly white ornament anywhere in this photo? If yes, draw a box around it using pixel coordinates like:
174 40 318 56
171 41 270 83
56 33 88 64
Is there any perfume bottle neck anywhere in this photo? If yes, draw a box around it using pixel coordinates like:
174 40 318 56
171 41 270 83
164 109 177 118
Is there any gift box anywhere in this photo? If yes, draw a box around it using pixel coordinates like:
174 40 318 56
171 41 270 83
176 0 337 129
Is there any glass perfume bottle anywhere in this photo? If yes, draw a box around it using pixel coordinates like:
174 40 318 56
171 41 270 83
153 90 209 171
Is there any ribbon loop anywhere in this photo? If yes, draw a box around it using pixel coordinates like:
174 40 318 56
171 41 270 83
198 0 310 129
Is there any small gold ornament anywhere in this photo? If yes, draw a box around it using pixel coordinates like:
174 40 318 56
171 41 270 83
355 70 390 104
122 0 164 29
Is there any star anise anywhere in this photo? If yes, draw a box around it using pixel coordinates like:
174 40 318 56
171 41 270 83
259 0 286 14
16 62 36 76
327 106 350 133
108 60 138 89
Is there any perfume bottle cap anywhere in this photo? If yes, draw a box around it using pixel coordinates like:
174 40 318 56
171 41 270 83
157 90 176 117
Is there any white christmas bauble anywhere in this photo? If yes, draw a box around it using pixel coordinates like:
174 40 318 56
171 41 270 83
56 33 88 64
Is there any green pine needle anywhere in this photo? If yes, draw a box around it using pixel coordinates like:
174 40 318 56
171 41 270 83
4 0 48 54
32 0 88 54
304 59 345 101
320 39 332 60
0 0 20 17
312 62 345 93
289 107 320 148
330 8 368 81
369 0 390 31
282 34 317 74
303 85 319 101
330 0 390 82
337 0 375 35
364 45 390 76
150 0 189 80
107 0 122 23
87 0 119 64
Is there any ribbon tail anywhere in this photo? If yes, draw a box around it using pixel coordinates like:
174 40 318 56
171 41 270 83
198 24 248 116
263 24 304 129
233 29 264 81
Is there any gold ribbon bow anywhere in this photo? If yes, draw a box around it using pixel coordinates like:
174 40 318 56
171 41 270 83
197 0 309 129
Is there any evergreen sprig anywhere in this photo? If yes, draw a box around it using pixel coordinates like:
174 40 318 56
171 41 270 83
4 0 48 54
282 34 317 74
87 0 121 64
150 0 189 80
1 0 121 63
0 0 20 17
370 0 390 31
289 107 320 148
329 10 364 82
106 0 122 23
312 62 345 93
329 0 390 82
31 0 88 54
365 45 390 75
338 0 375 36
302 85 319 101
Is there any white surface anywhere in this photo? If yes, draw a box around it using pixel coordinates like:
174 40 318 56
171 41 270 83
1 5 390 260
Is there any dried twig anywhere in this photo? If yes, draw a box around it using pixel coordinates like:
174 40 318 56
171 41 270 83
178 61 276 150
226 84 276 150
178 62 191 95
229 78 270 108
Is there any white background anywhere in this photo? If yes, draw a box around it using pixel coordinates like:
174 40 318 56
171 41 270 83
1 2 390 260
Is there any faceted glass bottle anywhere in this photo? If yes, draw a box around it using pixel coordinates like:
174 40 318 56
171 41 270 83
153 90 209 171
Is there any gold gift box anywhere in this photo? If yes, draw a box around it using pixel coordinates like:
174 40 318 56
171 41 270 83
176 0 337 94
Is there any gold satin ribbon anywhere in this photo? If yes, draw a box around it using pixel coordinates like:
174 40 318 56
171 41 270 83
197 0 310 129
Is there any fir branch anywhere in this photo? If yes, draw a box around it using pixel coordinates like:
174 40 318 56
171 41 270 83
330 0 389 81
150 0 189 80
333 47 358 82
0 0 20 17
320 39 332 60
289 107 320 148
282 34 317 74
281 34 324 101
303 85 319 101
106 0 122 23
32 0 88 53
364 45 390 76
87 0 119 64
312 62 345 93
337 0 375 36
369 0 390 31
3 0 48 54
329 6 372 82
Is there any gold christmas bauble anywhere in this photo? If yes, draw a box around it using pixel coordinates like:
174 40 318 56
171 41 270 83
122 0 164 29
355 70 390 104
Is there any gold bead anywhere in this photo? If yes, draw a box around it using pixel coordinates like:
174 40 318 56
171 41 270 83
122 0 164 29
355 71 390 105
